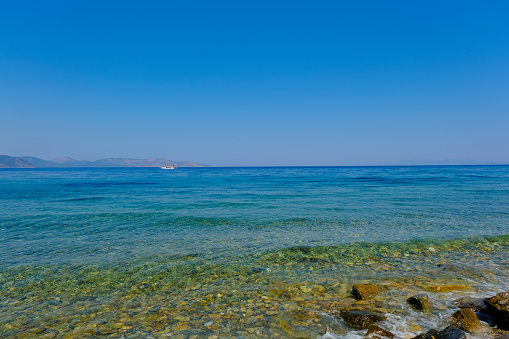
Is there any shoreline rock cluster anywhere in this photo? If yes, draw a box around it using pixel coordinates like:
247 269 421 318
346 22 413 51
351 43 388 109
328 284 509 338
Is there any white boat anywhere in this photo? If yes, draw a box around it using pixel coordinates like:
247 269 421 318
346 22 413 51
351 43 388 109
160 165 176 169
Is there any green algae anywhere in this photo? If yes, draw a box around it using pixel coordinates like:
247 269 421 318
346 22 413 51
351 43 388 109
1 235 508 338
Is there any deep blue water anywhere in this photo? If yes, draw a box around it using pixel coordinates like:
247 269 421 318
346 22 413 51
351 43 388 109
1 166 508 267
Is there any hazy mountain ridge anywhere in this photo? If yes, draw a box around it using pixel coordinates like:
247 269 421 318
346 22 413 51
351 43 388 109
0 155 35 168
395 158 505 166
0 155 206 168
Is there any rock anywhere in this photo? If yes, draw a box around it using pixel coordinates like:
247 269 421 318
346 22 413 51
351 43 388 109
437 325 467 339
437 263 456 271
454 297 486 312
328 299 356 312
496 335 509 339
337 310 386 329
451 308 480 332
407 294 430 312
299 285 312 293
413 326 466 339
413 329 440 339
365 325 395 338
314 284 325 293
352 284 383 300
484 292 509 330
424 285 472 293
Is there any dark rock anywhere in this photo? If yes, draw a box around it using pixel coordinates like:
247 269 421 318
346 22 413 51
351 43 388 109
288 245 313 253
338 310 386 329
454 297 486 313
496 335 509 339
451 308 480 332
365 325 395 338
352 284 383 300
437 263 457 271
438 325 467 339
413 326 466 339
249 267 266 274
476 312 498 327
413 329 440 339
407 294 430 311
484 292 509 330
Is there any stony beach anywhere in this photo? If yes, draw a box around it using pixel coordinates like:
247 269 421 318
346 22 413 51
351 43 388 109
1 235 508 338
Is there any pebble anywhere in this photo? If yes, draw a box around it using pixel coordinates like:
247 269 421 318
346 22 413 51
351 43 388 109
2 236 508 339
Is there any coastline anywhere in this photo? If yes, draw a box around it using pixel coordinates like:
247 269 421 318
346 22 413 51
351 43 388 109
2 234 508 338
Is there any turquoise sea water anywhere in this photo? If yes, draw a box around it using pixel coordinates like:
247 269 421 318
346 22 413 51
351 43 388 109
1 166 509 338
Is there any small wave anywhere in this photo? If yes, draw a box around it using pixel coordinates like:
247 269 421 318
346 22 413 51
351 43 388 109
61 196 105 202
64 181 157 188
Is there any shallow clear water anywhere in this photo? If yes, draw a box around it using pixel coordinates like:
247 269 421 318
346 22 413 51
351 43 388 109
1 166 508 338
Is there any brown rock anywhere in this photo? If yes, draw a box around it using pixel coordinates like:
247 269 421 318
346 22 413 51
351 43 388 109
407 294 430 312
451 308 480 332
328 298 356 312
484 292 509 330
352 284 383 300
366 325 395 338
338 310 386 329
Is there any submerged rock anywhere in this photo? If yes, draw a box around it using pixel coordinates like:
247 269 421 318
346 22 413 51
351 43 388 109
484 292 509 330
454 297 486 313
437 263 457 271
352 284 383 300
337 310 386 329
407 294 430 312
365 324 395 338
451 308 480 332
424 285 472 293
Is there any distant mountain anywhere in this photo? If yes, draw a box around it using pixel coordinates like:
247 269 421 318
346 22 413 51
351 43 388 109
2 156 207 168
396 159 504 166
20 156 57 167
93 158 177 167
49 157 94 167
0 155 35 168
92 158 206 167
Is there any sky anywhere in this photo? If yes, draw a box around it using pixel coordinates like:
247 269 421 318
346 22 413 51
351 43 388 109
1 1 508 166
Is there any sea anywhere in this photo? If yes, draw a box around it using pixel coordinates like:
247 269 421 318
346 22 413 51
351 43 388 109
1 166 508 338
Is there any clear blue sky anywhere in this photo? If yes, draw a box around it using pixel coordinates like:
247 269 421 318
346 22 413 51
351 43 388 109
1 1 508 166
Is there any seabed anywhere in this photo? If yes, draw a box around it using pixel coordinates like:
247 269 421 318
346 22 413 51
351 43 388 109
1 235 508 338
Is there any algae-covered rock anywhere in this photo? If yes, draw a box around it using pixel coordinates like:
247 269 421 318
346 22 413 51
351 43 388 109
407 294 430 312
337 310 386 329
365 324 395 338
451 308 480 332
352 284 383 300
484 292 509 330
